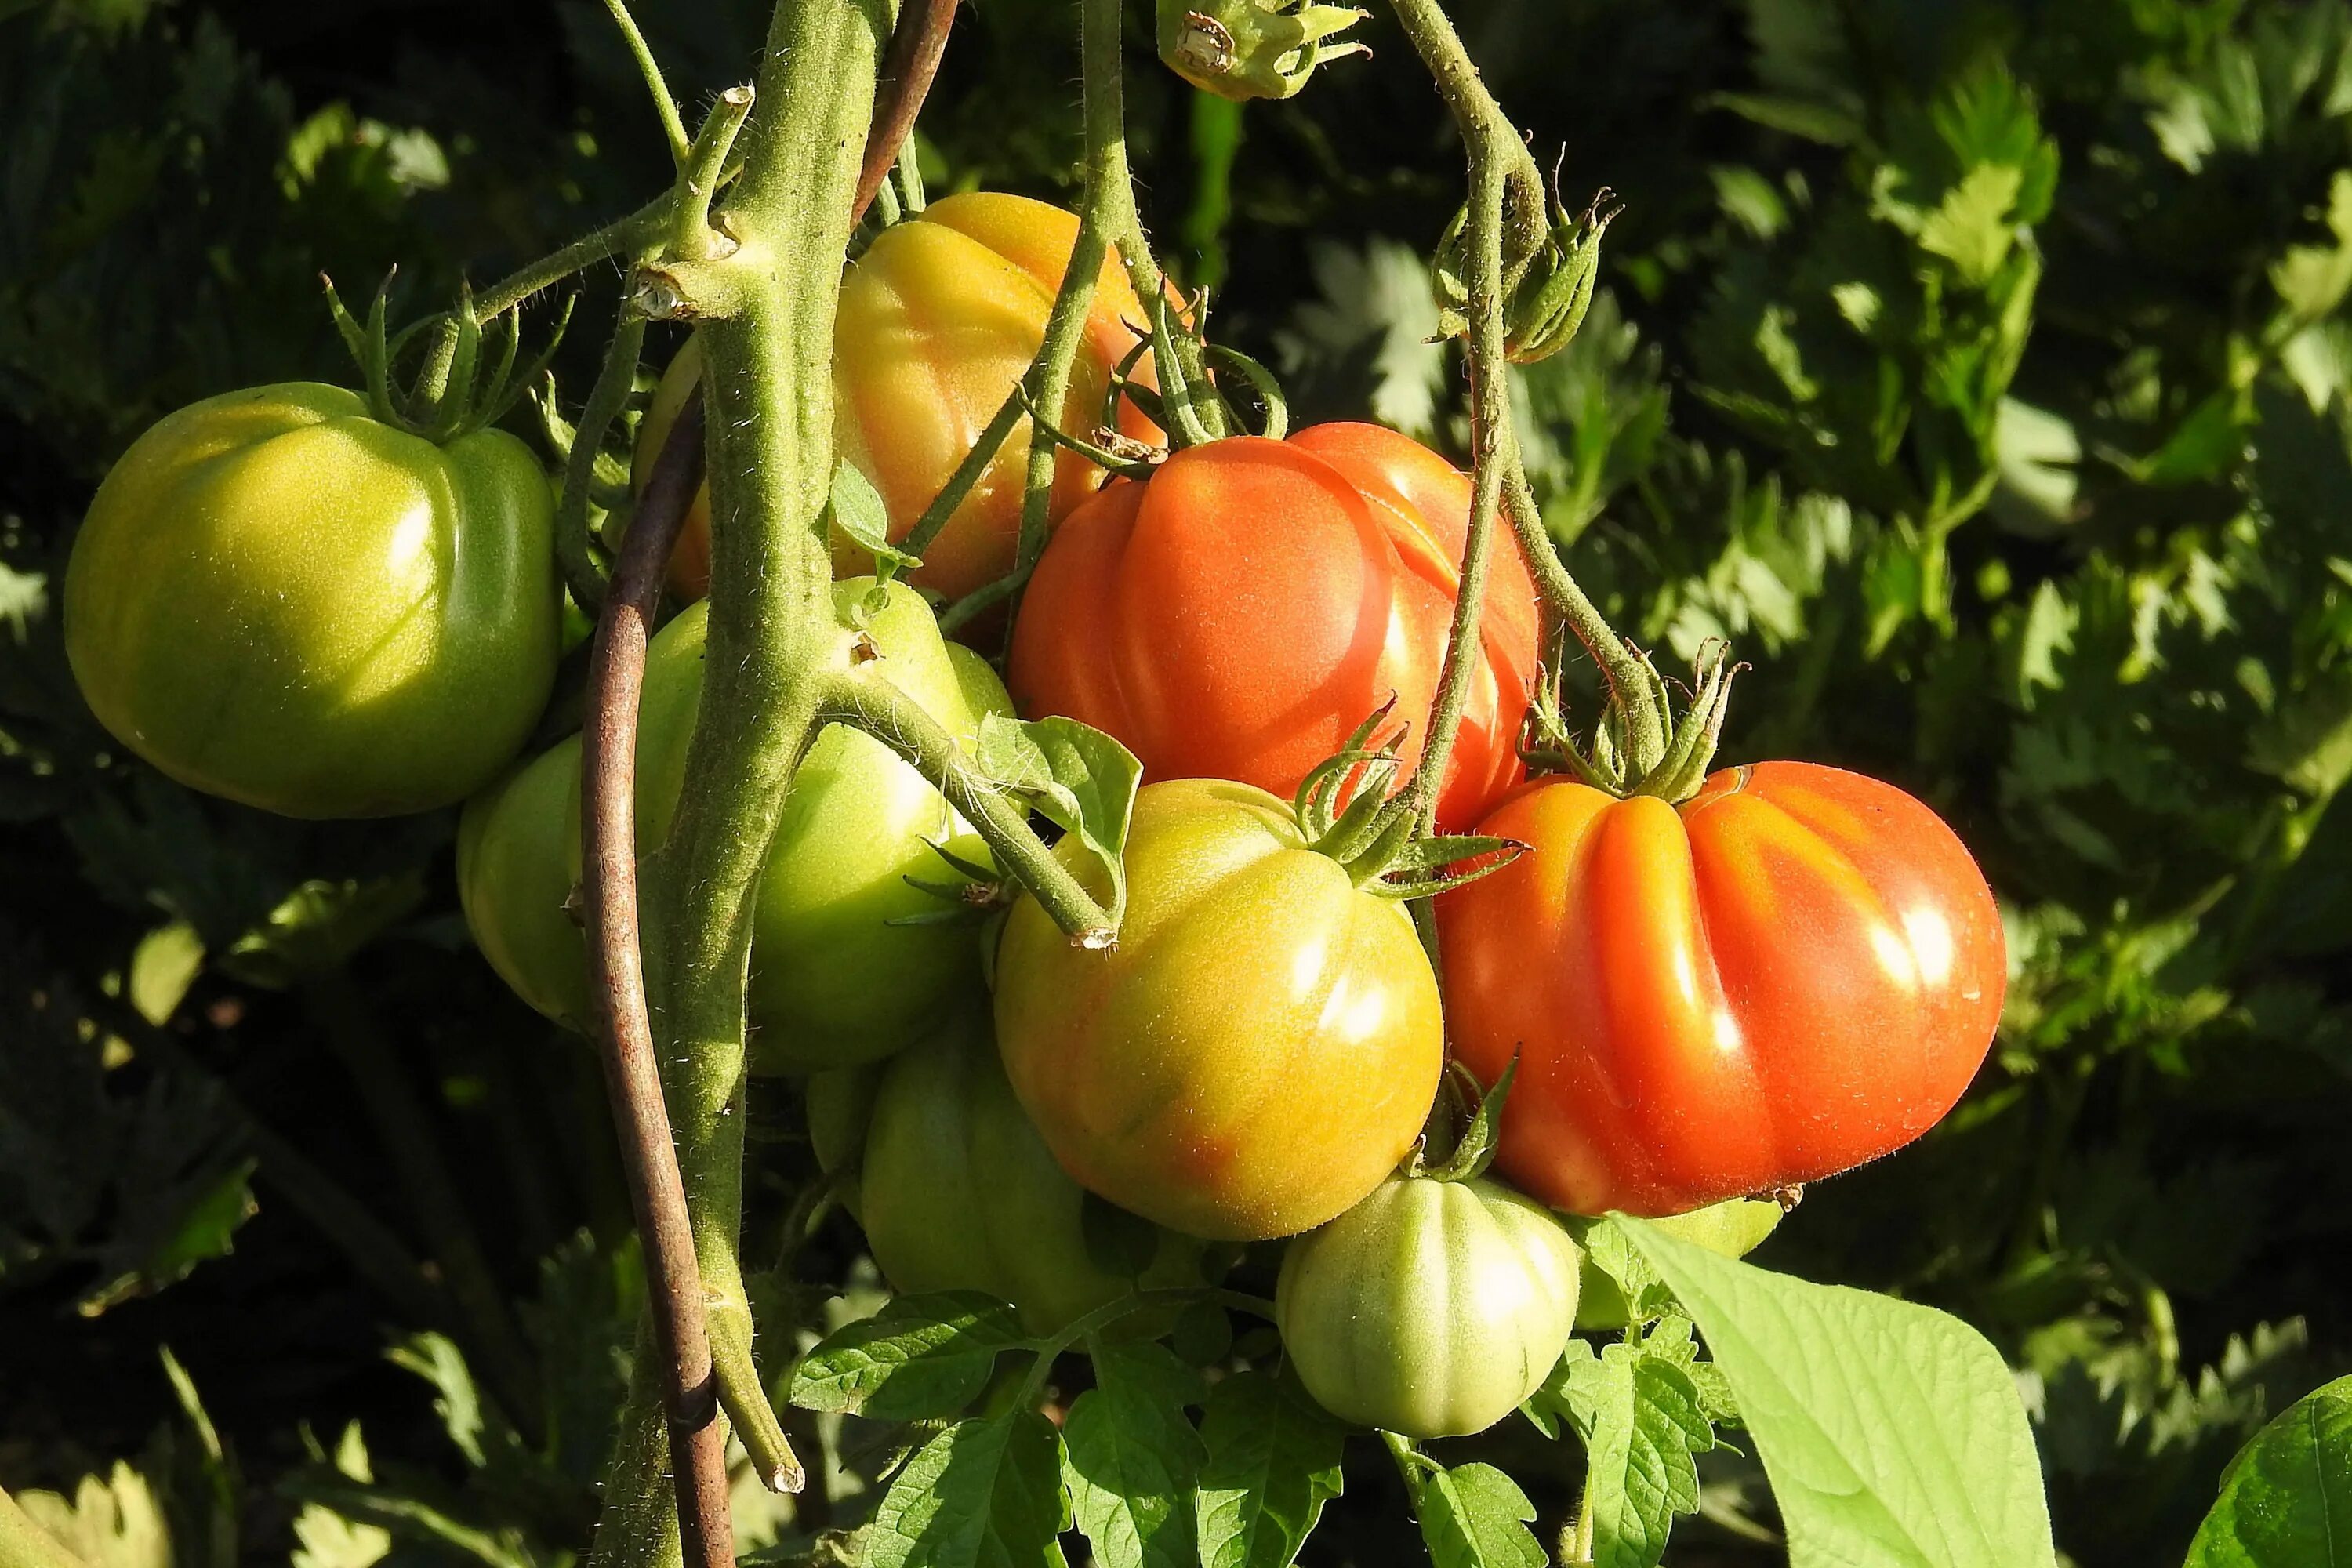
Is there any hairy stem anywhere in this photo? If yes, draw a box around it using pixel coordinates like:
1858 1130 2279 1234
817 672 1114 942
1502 459 1664 768
1399 145 1508 835
604 0 691 165
554 303 645 613
476 191 675 322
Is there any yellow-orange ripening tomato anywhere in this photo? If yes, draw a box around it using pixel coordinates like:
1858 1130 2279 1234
993 778 1445 1242
636 193 1159 601
1437 763 2007 1217
67 384 558 818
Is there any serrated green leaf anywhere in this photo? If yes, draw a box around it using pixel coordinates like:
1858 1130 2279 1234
974 715 1141 927
2183 1373 2352 1567
1194 1368 1345 1568
1541 1335 1719 1568
789 1292 1029 1421
1064 1339 1207 1568
868 1411 1070 1568
1617 1218 2058 1568
1416 1463 1543 1568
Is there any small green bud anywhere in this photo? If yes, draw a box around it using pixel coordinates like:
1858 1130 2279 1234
1507 187 1621 365
1428 187 1622 365
1157 0 1369 103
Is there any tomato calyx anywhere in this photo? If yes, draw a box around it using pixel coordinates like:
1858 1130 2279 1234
1292 702 1529 899
1155 0 1370 103
1523 637 1745 804
322 273 574 444
1413 1058 1517 1184
1436 179 1622 365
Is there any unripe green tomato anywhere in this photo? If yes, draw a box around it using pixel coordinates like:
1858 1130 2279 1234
858 1018 1206 1334
456 579 998 1073
805 1064 880 1219
1573 1197 1784 1330
456 735 593 1029
66 383 559 818
1276 1176 1583 1439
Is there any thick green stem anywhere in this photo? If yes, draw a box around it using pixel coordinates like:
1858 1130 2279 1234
1382 0 1548 285
1399 146 1508 836
671 87 757 262
818 673 1116 942
1014 223 1108 574
590 0 890 1559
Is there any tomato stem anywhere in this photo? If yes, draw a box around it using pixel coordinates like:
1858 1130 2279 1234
475 191 675 321
1012 1287 1282 1411
602 0 691 168
669 86 757 263
901 380 1030 563
818 672 1117 944
855 0 956 220
553 302 645 613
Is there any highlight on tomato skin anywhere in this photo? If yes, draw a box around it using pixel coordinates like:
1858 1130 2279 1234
1434 760 2008 1218
1005 420 1542 835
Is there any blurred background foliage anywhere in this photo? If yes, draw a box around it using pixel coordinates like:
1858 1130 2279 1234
3 0 2350 1564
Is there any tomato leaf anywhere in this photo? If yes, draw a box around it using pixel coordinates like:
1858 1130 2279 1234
1064 1339 1209 1568
1414 1462 1544 1568
1193 1367 1345 1568
829 459 920 582
868 1410 1070 1568
1564 1217 1675 1326
1615 1216 2059 1568
787 1292 1028 1422
974 715 1142 927
1526 1334 1719 1568
2183 1373 2352 1567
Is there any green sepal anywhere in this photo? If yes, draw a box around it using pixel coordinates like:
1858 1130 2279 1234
1504 188 1621 365
1367 834 1528 901
1421 1058 1518 1185
1156 0 1370 103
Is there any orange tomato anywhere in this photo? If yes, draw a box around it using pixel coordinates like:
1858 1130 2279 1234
1436 762 2006 1216
636 192 1159 600
1006 423 1541 833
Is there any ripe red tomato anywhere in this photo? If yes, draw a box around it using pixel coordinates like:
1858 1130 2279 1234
1006 423 1540 834
637 192 1158 601
1436 762 2005 1216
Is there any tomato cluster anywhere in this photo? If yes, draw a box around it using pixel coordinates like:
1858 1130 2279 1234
64 188 2006 1445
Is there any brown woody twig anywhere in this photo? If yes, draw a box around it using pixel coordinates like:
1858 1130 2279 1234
855 0 959 220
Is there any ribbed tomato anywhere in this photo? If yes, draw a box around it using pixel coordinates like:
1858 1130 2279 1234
637 192 1157 601
1436 763 2005 1216
1006 423 1540 833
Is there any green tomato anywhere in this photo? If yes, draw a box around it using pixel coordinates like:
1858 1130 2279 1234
857 1018 1206 1334
1573 1197 1784 1330
805 1064 880 1219
66 383 558 818
456 579 997 1073
1276 1175 1583 1439
456 735 593 1029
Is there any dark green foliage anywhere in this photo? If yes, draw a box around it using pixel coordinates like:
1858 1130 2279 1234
5 1 2351 1565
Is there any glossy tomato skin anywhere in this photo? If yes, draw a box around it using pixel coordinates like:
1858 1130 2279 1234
67 384 559 818
1572 1198 1782 1330
1007 423 1540 833
993 777 1445 1241
638 192 1156 601
1276 1176 1583 1438
1437 762 2007 1216
457 579 999 1072
846 1018 1206 1334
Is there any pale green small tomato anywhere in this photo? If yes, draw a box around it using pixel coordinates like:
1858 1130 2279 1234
1276 1175 1583 1439
1574 1197 1784 1330
858 1018 1206 1334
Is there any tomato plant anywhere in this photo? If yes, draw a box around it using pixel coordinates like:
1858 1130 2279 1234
637 192 1157 601
993 775 1444 1240
459 577 1002 1071
1276 1174 1584 1438
1438 762 2007 1216
1007 422 1541 833
826 1018 1206 1333
64 383 559 818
